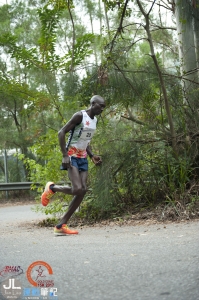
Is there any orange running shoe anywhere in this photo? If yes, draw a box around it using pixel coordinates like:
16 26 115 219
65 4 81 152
41 181 55 206
54 224 78 235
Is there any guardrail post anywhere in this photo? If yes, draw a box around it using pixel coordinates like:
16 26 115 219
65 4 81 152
4 149 9 199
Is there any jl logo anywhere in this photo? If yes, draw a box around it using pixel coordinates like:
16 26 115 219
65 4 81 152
0 278 22 299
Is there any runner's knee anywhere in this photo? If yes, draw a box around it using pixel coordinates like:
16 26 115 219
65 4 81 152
72 186 87 195
82 185 87 194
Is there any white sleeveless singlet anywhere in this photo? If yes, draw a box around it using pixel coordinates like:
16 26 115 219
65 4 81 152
66 110 97 158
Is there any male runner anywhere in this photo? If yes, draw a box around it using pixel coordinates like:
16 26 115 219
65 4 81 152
41 95 106 235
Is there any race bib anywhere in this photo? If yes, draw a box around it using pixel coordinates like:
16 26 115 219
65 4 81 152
80 129 94 140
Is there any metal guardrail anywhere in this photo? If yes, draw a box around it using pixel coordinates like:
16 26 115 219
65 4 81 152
0 181 67 192
0 182 41 191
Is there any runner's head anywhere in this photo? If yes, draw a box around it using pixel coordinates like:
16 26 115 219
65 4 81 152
90 95 106 115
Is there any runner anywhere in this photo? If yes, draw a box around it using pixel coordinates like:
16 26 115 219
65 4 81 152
41 95 106 235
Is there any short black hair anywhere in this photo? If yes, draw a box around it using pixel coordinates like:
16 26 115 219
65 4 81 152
90 95 105 105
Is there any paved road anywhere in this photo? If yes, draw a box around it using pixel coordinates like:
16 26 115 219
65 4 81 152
0 204 199 300
0 204 46 222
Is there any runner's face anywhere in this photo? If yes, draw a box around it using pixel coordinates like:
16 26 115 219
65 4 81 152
92 100 106 115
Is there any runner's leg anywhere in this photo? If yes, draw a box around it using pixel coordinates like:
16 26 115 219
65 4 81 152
56 167 88 225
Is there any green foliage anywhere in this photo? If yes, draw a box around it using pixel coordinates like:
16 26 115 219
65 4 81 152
0 153 26 183
33 198 70 218
18 129 63 184
17 128 73 215
37 3 64 66
77 116 197 220
103 0 132 17
61 33 95 70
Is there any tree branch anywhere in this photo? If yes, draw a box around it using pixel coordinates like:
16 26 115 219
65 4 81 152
148 0 173 11
150 24 176 31
66 0 75 71
147 0 157 15
121 112 145 126
162 71 199 85
110 0 130 52
112 60 141 97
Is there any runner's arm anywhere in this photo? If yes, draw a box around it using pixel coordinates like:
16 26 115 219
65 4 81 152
58 112 82 157
86 144 94 158
86 144 102 166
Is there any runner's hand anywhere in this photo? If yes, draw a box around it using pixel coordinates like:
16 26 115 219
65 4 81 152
92 155 102 166
62 156 71 169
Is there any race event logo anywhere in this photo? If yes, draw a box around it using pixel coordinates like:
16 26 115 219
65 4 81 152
26 261 54 288
0 266 23 279
0 278 22 299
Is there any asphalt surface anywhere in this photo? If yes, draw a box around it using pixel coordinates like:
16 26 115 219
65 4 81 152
0 204 199 300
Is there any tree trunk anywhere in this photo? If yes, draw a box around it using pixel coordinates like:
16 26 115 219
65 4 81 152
174 0 199 131
192 3 199 74
174 1 199 89
103 1 111 39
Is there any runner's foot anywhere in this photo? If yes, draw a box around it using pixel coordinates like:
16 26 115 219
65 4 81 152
54 224 78 235
41 182 55 206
